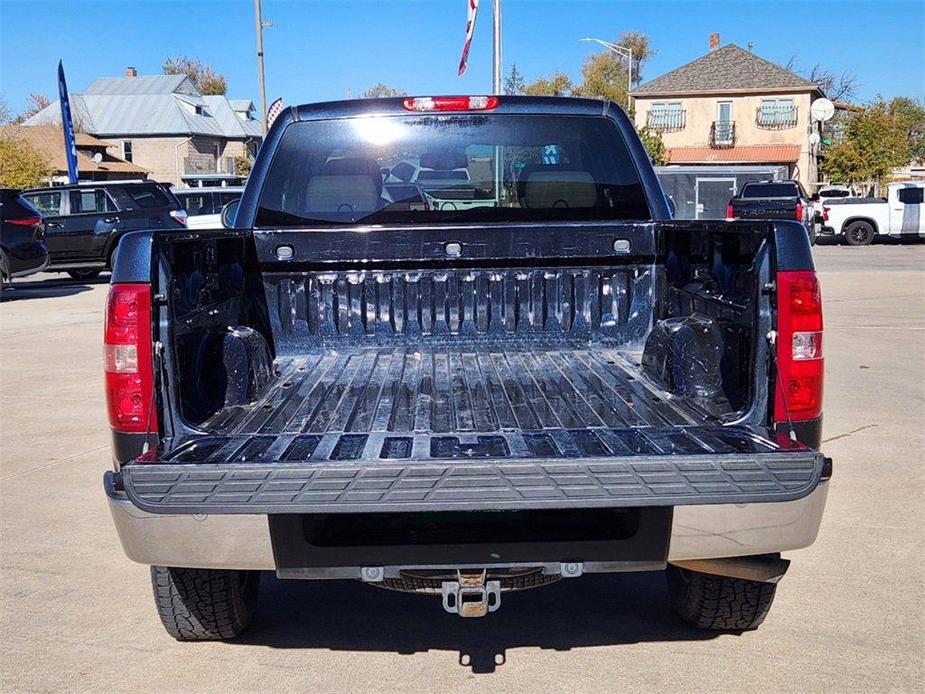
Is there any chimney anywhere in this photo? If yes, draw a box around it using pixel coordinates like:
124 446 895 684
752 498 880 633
125 67 137 77
709 33 720 51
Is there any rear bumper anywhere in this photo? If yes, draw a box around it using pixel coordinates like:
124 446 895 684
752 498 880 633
105 471 829 570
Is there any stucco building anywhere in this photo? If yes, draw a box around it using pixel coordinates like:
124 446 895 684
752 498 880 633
632 36 826 188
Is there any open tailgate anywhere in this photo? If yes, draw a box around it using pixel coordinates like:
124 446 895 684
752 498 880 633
121 425 825 514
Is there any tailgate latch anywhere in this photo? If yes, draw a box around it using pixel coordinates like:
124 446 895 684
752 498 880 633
441 569 501 618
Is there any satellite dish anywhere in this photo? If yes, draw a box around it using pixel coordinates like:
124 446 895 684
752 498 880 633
811 98 835 123
91 152 103 164
808 132 821 147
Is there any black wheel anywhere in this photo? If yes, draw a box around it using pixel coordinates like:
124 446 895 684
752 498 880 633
808 227 817 246
667 565 777 630
150 566 260 641
844 220 876 246
66 269 102 281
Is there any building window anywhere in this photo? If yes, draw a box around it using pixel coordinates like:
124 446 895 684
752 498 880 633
122 141 133 162
646 102 685 132
757 98 798 129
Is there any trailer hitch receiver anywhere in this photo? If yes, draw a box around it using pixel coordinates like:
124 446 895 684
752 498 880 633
441 570 501 618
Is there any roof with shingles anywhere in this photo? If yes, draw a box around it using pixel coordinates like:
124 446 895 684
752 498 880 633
633 44 821 96
23 73 261 139
0 125 148 174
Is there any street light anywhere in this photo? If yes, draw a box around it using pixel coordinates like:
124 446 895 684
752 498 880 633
579 37 632 111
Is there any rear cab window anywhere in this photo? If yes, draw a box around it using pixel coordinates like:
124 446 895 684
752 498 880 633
255 114 650 226
740 183 800 199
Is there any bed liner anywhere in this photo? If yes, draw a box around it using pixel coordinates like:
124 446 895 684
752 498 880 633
121 346 825 515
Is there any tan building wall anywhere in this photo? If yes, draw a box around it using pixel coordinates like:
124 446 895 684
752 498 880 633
634 90 818 186
101 136 257 186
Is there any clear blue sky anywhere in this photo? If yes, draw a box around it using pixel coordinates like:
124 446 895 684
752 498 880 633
1 0 923 115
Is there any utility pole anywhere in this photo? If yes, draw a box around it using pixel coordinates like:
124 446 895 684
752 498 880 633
254 0 271 135
492 0 502 94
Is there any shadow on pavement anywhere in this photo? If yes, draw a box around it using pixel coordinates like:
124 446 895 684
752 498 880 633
235 572 721 673
0 276 101 302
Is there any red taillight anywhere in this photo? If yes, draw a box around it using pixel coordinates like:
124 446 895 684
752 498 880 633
402 96 499 112
8 215 42 226
823 206 829 222
169 209 188 226
795 201 804 221
104 283 157 433
726 203 734 219
775 271 823 423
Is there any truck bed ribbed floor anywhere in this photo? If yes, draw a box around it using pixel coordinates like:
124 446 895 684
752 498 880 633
205 347 704 437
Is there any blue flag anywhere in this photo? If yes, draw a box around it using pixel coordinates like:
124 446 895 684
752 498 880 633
57 60 79 184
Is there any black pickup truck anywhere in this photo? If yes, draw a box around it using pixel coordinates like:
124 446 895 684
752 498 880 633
103 96 829 639
728 180 816 243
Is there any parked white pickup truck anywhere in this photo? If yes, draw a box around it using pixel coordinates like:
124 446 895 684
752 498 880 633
821 182 925 245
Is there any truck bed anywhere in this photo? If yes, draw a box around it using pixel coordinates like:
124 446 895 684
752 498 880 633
122 345 824 515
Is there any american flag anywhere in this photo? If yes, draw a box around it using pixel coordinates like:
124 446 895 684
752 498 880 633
457 0 479 76
266 97 284 130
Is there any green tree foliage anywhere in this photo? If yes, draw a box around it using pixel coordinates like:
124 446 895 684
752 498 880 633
889 97 925 162
234 151 254 178
0 133 52 188
162 56 228 95
821 99 914 184
579 51 628 103
504 63 526 95
362 83 406 98
637 126 667 165
523 72 576 97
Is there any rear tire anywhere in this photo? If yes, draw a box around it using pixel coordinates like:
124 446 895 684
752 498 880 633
150 566 260 641
667 565 777 630
844 220 875 246
66 269 102 281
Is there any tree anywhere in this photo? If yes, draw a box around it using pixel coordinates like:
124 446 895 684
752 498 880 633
504 63 526 95
0 134 52 188
162 56 228 95
637 125 667 165
0 96 11 124
579 51 629 103
523 72 576 97
821 99 911 184
889 97 925 162
361 83 406 98
805 63 858 102
234 151 254 178
617 30 655 87
10 93 52 125
784 56 858 102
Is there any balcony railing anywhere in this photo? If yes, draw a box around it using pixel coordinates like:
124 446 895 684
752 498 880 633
710 121 736 148
183 156 238 176
646 109 686 133
756 106 798 129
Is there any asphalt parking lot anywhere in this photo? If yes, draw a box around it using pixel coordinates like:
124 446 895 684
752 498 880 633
1 244 922 693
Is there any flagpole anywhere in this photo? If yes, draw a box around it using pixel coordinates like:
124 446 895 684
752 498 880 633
492 0 502 94
254 0 269 135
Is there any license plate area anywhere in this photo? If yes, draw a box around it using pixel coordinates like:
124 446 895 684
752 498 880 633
269 507 672 577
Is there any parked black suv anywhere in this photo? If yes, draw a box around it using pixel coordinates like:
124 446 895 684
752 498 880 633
21 181 186 281
1 188 49 284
